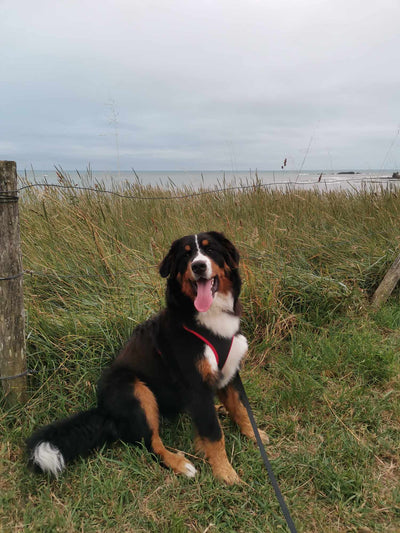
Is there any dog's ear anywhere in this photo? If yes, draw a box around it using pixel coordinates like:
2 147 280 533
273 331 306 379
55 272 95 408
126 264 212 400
159 241 177 278
208 231 240 268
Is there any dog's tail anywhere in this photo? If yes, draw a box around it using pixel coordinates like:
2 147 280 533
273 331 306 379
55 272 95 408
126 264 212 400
27 408 118 476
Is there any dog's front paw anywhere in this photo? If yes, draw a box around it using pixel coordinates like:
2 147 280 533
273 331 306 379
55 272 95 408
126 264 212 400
244 427 269 445
213 462 241 485
177 456 198 478
169 451 198 478
256 429 269 445
182 461 197 478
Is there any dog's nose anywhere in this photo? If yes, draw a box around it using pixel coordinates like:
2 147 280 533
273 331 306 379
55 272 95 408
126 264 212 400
191 261 207 276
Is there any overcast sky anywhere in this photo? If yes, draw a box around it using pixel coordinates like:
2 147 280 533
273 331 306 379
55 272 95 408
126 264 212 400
1 0 400 172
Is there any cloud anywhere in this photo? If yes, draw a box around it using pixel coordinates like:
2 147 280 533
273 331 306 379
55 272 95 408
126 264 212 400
1 0 400 170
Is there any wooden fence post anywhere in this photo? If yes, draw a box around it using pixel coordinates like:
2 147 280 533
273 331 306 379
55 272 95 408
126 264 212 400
0 161 27 404
371 253 400 307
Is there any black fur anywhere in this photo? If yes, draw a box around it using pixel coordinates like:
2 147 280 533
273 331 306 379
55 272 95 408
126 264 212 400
27 409 117 470
27 232 248 478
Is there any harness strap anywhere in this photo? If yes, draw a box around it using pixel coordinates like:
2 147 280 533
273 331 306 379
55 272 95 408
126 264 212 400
183 325 220 365
183 325 234 369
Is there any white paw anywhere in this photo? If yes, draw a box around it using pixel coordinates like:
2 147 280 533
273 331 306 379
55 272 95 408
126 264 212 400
183 461 198 478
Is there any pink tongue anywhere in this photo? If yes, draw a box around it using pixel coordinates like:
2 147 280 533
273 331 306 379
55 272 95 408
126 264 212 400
194 279 214 312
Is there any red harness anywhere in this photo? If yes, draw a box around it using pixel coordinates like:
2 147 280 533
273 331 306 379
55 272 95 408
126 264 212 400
182 325 234 369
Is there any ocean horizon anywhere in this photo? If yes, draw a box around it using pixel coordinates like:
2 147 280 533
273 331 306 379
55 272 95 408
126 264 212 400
18 168 400 192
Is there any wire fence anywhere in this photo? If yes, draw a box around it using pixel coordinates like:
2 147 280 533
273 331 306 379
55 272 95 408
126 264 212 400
3 173 400 200
0 268 150 282
1 175 399 284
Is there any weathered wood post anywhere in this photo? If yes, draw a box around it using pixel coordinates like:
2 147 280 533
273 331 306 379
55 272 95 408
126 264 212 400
0 161 27 404
371 253 400 307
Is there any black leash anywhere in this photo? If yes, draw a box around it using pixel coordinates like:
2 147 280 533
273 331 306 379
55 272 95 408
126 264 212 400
236 373 298 533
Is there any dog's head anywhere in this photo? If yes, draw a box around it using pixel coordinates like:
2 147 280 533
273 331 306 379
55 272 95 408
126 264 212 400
159 231 241 313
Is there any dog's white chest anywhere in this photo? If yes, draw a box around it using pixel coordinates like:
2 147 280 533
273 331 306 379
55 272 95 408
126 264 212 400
196 293 240 337
202 333 247 388
196 293 247 387
218 333 248 388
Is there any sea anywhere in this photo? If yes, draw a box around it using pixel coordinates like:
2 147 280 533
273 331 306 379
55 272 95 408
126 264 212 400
18 168 400 193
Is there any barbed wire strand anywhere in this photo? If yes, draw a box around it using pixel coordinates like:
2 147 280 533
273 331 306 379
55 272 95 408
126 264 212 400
0 268 151 282
1 174 398 201
1 176 398 283
0 369 38 381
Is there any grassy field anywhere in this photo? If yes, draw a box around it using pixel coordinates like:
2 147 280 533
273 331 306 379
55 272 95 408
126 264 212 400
1 173 400 532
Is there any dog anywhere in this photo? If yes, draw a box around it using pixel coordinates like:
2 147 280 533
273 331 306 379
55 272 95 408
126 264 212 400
27 231 268 484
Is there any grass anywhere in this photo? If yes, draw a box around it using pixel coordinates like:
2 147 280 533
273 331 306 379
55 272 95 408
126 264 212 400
1 171 400 531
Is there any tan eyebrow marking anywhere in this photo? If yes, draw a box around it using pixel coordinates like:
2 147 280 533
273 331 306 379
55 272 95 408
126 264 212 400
185 245 191 251
201 239 209 247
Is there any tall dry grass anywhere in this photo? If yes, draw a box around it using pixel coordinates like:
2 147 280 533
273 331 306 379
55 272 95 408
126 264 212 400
1 171 399 532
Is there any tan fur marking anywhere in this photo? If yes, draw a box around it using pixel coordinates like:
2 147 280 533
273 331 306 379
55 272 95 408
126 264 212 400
134 380 159 430
201 239 209 247
185 244 191 251
177 269 196 300
215 263 233 294
134 380 195 475
196 358 218 386
182 268 196 299
195 425 240 484
218 384 269 444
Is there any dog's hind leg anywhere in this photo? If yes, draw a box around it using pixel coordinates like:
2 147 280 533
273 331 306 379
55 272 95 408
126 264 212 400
98 365 197 478
133 380 197 478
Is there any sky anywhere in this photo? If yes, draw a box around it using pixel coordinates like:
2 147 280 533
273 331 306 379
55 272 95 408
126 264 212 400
1 0 400 172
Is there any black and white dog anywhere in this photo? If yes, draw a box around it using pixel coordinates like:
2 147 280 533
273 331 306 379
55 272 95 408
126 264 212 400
27 231 267 484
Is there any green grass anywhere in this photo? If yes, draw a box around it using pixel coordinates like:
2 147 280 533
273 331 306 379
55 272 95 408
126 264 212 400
1 171 400 531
